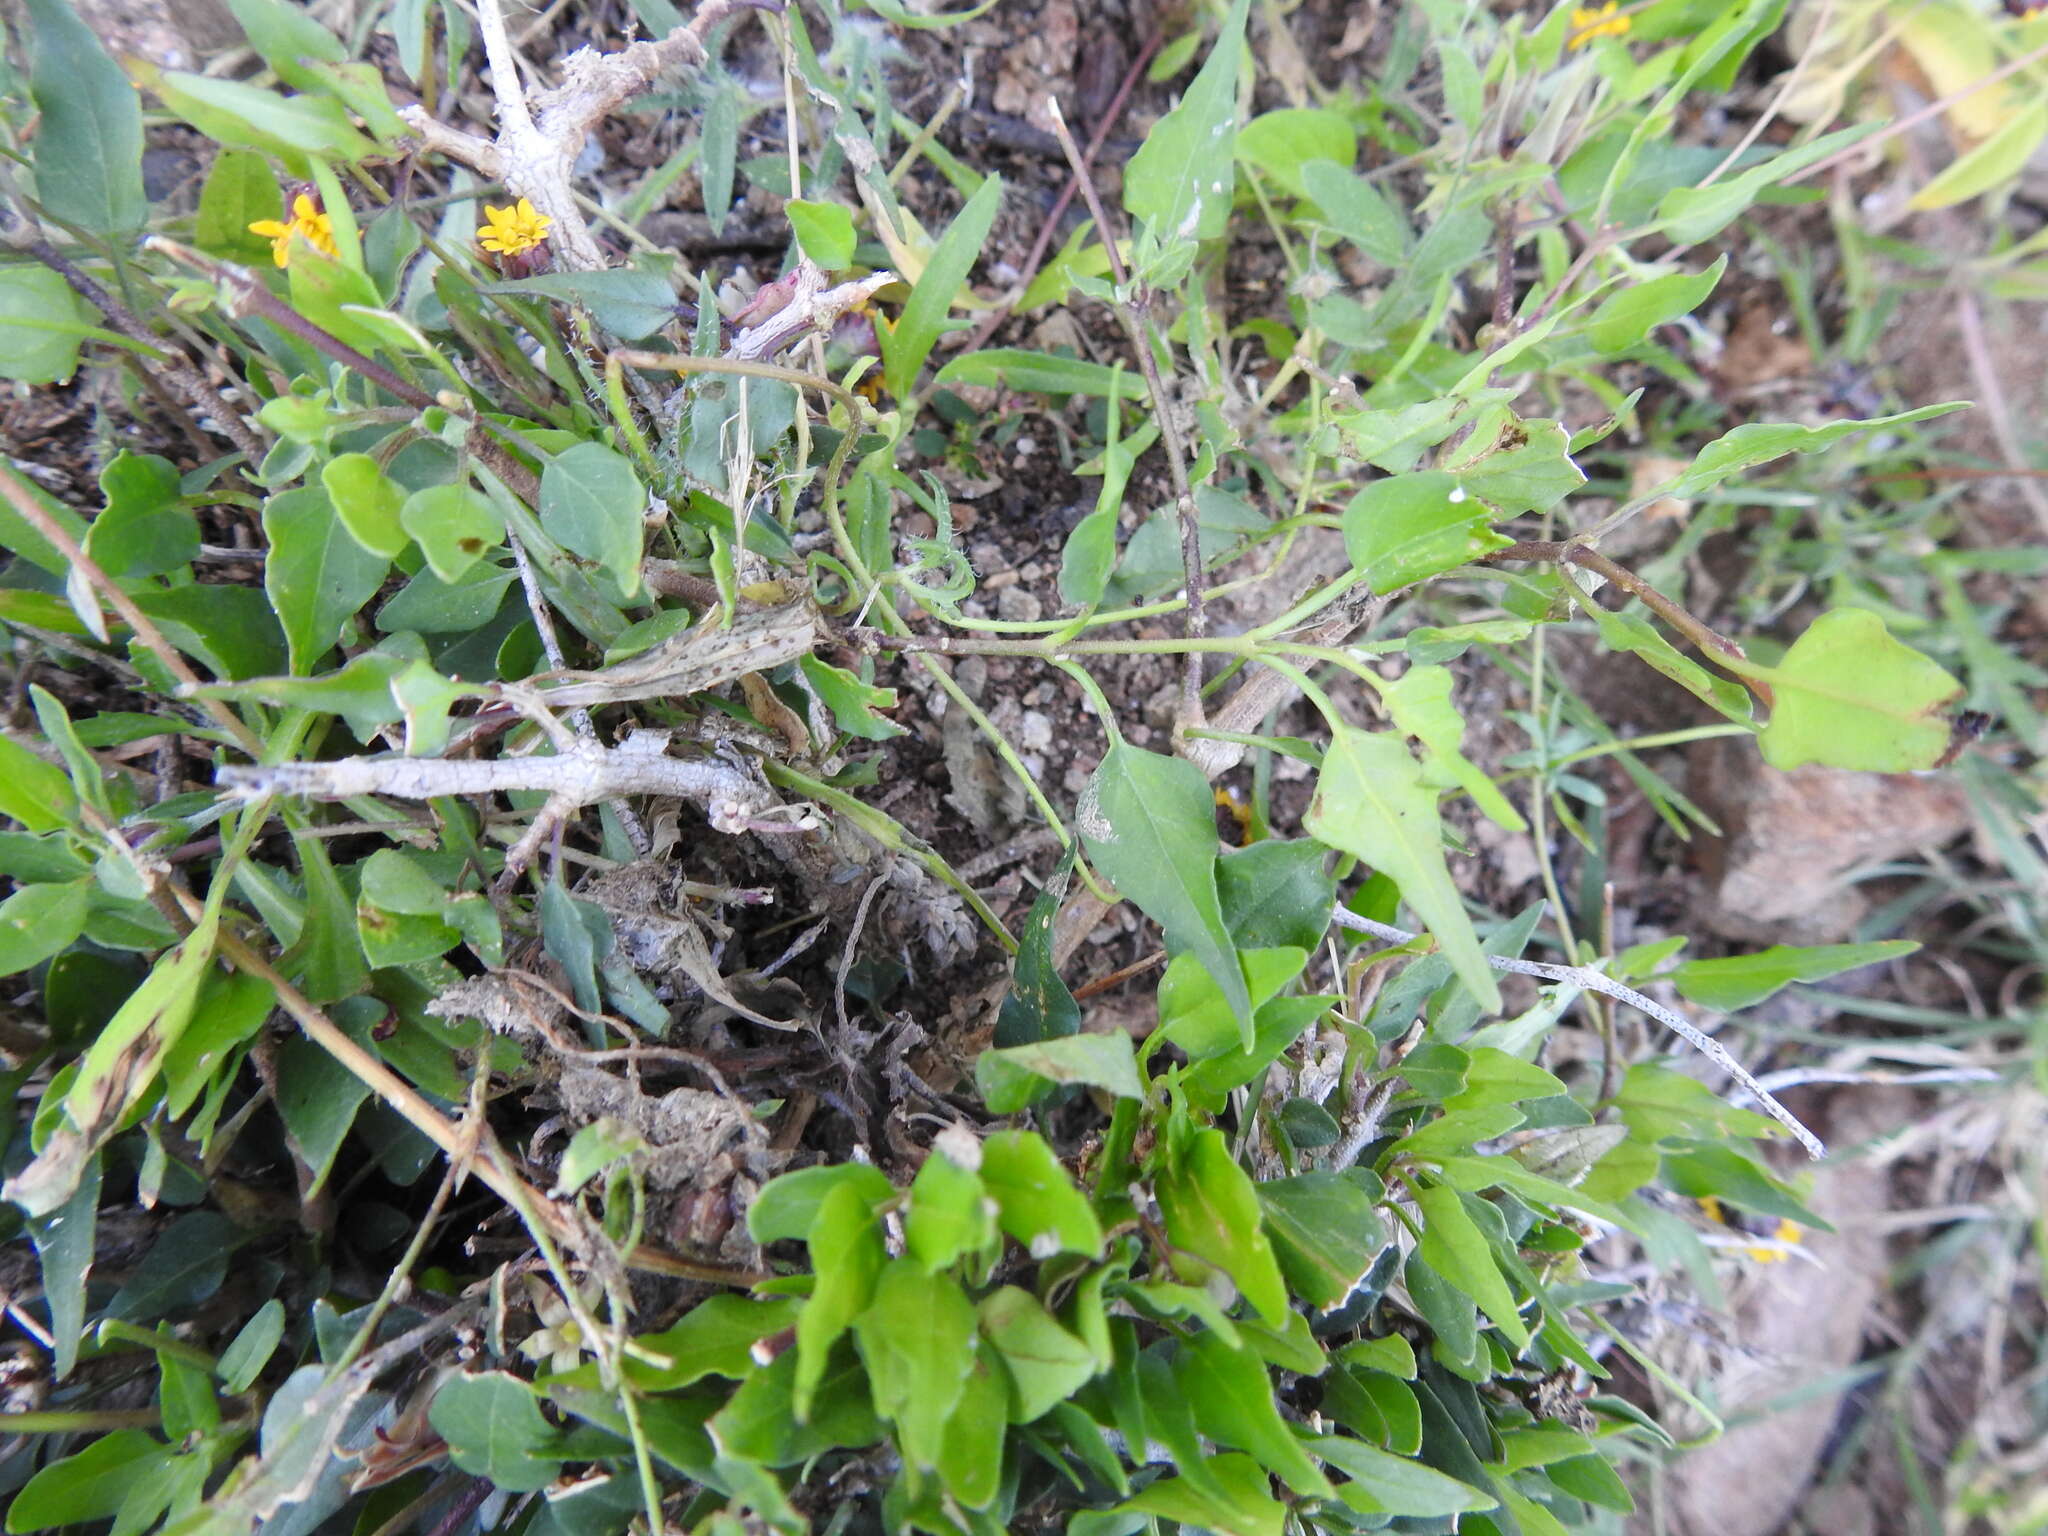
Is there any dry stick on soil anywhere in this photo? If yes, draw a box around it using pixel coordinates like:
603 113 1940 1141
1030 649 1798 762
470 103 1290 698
960 32 1164 356
1331 910 1827 1159
402 0 776 272
10 237 272 468
1043 95 1210 732
0 462 265 758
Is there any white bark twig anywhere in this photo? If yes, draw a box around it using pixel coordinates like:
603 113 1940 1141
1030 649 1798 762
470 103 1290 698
401 0 777 272
218 731 812 892
1331 910 1827 1159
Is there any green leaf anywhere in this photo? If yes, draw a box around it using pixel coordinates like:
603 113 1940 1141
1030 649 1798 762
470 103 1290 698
1156 1127 1289 1325
428 1371 566 1492
0 735 78 831
796 1180 884 1419
1414 1182 1528 1348
1236 109 1356 199
705 1344 880 1468
786 199 857 269
1669 404 1970 500
107 1210 239 1321
1614 1062 1778 1145
748 1163 894 1244
275 1018 373 1194
994 844 1080 1047
852 1260 978 1470
217 1298 286 1394
904 1136 995 1273
1587 255 1727 353
150 70 377 166
1257 1172 1388 1310
6 1430 169 1533
1576 601 1753 722
1655 124 1870 243
1080 742 1251 1038
488 267 679 340
1216 839 1337 951
881 173 1003 400
1309 1434 1497 1517
623 1296 801 1390
1382 665 1527 831
798 654 902 741
1662 1142 1818 1226
1123 0 1250 244
976 1031 1143 1114
323 453 409 560
192 147 282 264
1913 98 2048 210
222 0 344 92
934 348 1150 400
1301 160 1411 266
1114 1452 1288 1536
1343 472 1512 594
1753 608 1963 771
26 1157 99 1381
1338 1333 1416 1380
1439 411 1585 515
24 0 147 236
979 1130 1102 1259
540 443 645 598
0 879 89 976
400 482 504 585
1177 1331 1335 1498
978 1286 1097 1422
1306 728 1500 1012
1670 940 1918 1011
0 267 90 385
264 485 391 674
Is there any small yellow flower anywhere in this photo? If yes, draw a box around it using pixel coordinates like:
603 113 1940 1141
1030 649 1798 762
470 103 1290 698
248 193 338 269
1568 1 1631 49
1742 1217 1803 1264
478 198 553 256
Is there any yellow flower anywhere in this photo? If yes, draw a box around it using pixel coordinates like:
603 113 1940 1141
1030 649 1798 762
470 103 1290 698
1568 1 1631 49
248 193 338 269
1743 1218 1803 1264
478 198 553 256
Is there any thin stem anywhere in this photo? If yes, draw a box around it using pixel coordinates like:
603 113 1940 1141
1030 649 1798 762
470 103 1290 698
1044 96 1208 725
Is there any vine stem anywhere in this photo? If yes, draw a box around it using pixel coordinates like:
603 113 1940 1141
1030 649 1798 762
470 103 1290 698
1043 96 1209 730
1329 910 1826 1159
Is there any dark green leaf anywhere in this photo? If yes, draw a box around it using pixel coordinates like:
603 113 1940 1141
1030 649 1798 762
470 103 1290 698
1216 838 1336 951
540 444 645 598
264 486 391 674
489 267 678 340
1257 1172 1388 1310
1080 742 1251 1038
995 844 1080 1046
1156 1128 1288 1325
25 0 147 235
428 1371 567 1492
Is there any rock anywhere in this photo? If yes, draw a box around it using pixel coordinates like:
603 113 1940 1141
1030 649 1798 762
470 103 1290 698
1688 736 1973 943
